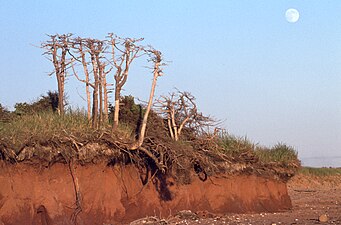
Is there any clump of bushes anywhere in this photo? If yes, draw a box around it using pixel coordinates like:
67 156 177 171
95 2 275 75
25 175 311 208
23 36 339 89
0 91 59 124
14 91 59 116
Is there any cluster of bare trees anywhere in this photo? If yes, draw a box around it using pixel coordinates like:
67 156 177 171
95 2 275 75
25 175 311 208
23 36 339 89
41 33 158 133
42 33 214 145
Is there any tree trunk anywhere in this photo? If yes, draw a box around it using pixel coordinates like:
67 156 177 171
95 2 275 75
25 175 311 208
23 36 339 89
58 44 68 116
177 117 190 138
86 77 91 120
57 74 64 115
130 66 159 150
92 86 98 129
102 76 108 123
78 41 92 120
98 76 103 127
91 55 99 129
97 57 104 127
167 117 174 140
170 108 178 141
112 87 120 131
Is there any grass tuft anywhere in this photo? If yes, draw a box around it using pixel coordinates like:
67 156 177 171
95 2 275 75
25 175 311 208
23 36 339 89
218 134 256 155
217 133 299 165
254 143 299 164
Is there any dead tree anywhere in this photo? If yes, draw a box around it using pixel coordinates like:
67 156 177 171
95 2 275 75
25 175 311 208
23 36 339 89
94 41 112 125
108 33 144 131
70 38 106 128
130 48 164 150
88 40 100 128
99 62 112 123
71 37 112 125
42 34 72 115
94 40 104 125
70 37 92 120
157 91 216 140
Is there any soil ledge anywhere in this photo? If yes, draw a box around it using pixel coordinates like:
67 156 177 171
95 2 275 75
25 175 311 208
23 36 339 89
0 162 291 225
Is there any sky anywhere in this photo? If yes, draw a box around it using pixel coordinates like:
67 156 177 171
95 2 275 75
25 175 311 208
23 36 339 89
0 1 340 167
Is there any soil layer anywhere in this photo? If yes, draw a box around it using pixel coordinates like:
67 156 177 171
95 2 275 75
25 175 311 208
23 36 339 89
0 162 291 225
140 174 341 225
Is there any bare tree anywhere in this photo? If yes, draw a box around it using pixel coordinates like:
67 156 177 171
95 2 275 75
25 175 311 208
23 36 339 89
42 34 72 115
71 37 112 125
99 62 112 123
80 39 110 128
108 33 144 131
157 91 216 140
130 48 164 150
94 40 105 125
70 37 92 120
88 40 100 128
70 38 107 128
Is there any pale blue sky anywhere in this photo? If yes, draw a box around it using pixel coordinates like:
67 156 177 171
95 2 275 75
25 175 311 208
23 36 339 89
0 1 340 167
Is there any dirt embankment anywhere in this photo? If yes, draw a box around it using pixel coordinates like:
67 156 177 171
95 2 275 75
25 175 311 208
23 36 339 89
0 162 291 225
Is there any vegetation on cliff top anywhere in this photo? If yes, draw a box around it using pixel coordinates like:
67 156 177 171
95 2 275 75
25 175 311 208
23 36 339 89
0 93 300 182
0 33 300 182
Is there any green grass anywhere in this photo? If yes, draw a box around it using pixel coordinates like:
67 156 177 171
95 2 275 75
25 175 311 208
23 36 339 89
254 143 299 164
0 110 130 152
299 167 341 176
217 133 299 165
218 134 256 155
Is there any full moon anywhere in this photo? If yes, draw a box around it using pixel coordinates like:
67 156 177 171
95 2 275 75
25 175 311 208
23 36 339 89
285 8 300 23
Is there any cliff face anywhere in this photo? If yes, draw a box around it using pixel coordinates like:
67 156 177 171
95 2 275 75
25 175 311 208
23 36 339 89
0 162 291 225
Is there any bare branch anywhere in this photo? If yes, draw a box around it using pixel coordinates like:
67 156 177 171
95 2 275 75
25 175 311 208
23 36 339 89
156 90 216 140
41 33 73 115
108 33 145 131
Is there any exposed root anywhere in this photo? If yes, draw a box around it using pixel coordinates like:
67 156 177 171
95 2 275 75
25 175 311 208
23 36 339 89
0 127 299 184
68 159 82 225
135 168 158 196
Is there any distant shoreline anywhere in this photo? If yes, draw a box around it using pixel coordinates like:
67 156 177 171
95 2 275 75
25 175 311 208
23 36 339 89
301 156 341 168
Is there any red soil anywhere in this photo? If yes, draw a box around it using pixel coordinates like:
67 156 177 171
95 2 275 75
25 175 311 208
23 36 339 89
0 162 291 225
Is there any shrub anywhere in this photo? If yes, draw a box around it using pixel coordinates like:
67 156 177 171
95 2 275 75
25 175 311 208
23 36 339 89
14 91 59 115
